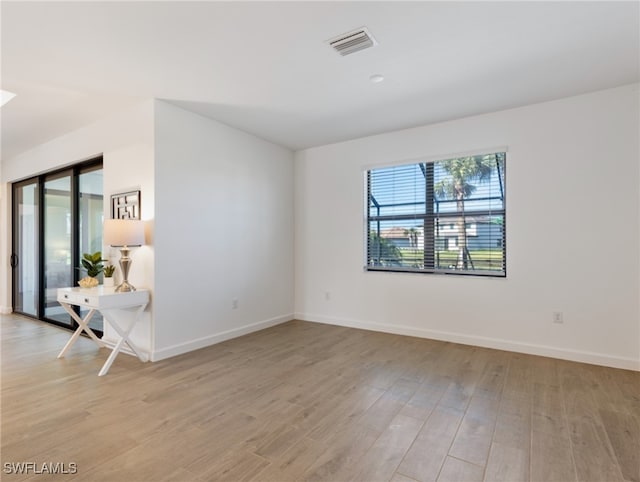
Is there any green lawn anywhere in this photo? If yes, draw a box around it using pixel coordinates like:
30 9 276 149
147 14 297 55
400 249 504 271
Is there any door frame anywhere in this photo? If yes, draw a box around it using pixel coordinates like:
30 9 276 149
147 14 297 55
11 156 104 335
11 177 39 318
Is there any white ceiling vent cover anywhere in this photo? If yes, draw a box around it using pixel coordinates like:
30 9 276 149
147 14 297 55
328 27 377 56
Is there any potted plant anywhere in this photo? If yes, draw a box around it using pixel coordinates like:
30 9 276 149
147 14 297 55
103 264 116 288
77 251 106 288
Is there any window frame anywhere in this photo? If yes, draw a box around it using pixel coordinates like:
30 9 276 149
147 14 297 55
364 151 507 278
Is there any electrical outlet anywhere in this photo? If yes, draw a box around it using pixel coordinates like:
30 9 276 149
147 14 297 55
232 298 239 310
553 312 563 324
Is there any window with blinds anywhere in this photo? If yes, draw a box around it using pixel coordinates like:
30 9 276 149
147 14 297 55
366 152 506 277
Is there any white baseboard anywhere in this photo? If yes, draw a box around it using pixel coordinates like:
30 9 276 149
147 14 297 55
294 312 640 372
0 306 12 315
151 313 294 362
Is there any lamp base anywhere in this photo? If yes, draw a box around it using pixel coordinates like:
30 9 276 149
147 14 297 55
115 281 136 292
116 246 136 292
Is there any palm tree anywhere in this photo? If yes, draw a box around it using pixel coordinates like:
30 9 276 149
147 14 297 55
403 227 421 268
403 227 419 248
434 155 496 269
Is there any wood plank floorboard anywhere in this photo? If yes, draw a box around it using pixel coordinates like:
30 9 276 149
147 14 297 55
2 313 639 482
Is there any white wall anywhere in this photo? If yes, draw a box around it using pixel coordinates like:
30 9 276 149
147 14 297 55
294 84 640 370
3 85 637 370
152 101 294 360
0 100 155 351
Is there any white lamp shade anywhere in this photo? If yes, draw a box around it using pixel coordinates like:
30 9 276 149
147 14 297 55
104 219 145 246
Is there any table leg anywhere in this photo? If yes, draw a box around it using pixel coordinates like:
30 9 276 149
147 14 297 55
99 304 148 376
98 334 128 376
57 303 103 358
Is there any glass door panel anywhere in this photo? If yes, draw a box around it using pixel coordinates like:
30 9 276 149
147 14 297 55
11 157 103 336
79 168 104 331
12 180 39 316
44 174 73 324
79 168 104 256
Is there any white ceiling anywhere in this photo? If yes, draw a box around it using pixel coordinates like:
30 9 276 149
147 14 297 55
2 1 638 161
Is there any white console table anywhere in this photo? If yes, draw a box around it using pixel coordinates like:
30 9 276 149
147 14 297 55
56 286 149 376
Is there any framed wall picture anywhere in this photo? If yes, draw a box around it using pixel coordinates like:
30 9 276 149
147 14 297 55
111 190 141 220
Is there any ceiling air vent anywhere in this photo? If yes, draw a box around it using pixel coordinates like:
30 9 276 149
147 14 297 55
328 27 377 56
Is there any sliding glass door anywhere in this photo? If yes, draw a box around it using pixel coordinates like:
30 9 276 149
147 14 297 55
78 167 104 331
11 179 39 316
43 172 73 324
11 158 104 334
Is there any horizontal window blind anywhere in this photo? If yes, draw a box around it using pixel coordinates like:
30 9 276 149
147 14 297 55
366 152 506 276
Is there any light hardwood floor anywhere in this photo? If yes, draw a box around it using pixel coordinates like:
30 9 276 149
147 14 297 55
1 313 639 482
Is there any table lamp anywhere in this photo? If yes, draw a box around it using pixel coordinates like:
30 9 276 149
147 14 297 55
103 219 144 292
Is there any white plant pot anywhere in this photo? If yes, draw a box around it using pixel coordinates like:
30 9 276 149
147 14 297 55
103 277 115 288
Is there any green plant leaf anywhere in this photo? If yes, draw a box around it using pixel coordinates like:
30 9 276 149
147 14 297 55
79 251 106 277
